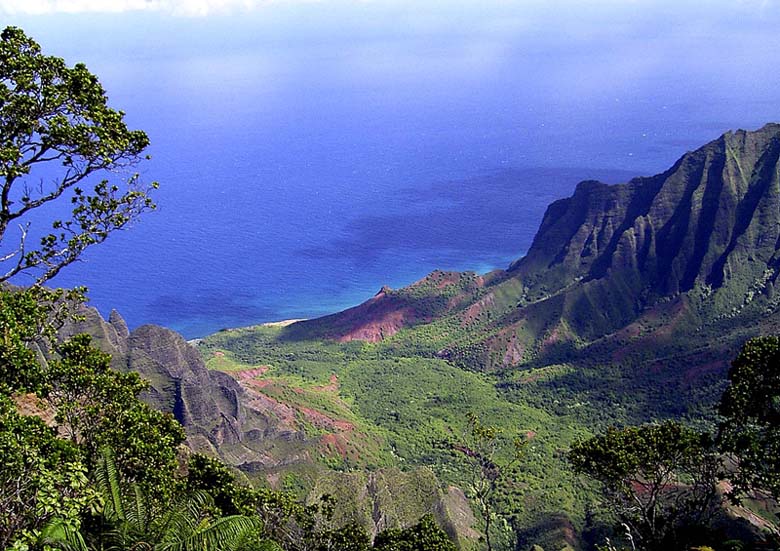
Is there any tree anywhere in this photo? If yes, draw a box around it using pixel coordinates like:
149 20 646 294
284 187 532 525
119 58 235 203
45 333 186 499
78 448 271 551
0 291 186 547
569 421 722 551
373 515 457 551
0 394 95 550
0 285 85 394
0 25 156 284
453 413 526 551
187 453 255 516
718 336 780 501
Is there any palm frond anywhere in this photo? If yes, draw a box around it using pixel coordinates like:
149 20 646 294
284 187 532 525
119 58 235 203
125 482 150 531
153 490 212 545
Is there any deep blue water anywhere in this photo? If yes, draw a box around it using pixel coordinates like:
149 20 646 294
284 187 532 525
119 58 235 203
4 2 780 337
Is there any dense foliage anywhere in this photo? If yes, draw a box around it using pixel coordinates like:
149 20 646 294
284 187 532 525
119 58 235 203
569 421 722 550
0 393 92 550
456 414 526 551
0 287 461 550
718 336 780 501
201 317 780 550
0 26 156 283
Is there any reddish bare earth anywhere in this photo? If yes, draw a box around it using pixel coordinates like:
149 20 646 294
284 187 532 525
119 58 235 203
314 374 339 392
225 367 361 462
336 294 418 343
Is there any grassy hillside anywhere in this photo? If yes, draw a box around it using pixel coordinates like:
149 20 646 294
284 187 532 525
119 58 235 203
200 324 597 550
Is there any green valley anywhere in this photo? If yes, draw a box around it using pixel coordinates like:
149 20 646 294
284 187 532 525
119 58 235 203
6 18 780 551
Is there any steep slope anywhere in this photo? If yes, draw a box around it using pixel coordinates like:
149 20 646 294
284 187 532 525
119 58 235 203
64 308 310 461
283 271 493 343
483 122 780 368
293 124 780 374
511 122 780 316
65 308 480 546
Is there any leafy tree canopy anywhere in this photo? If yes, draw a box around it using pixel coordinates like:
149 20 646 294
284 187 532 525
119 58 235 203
718 336 780 501
0 394 94 551
0 285 84 393
373 515 457 551
47 333 186 497
570 421 721 551
0 25 156 284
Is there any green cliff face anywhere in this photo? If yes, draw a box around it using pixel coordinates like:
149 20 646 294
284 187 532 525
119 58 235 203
490 122 780 367
304 124 780 373
513 123 780 317
68 309 482 548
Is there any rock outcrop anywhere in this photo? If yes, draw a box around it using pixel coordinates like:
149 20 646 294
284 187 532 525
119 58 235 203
67 311 310 463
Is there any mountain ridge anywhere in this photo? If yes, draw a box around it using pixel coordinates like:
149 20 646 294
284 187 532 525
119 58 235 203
285 123 780 374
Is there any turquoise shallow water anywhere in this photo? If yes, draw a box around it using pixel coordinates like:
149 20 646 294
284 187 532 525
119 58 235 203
4 3 780 337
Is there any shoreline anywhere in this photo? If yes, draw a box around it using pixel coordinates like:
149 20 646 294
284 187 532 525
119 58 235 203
186 318 308 345
260 318 308 328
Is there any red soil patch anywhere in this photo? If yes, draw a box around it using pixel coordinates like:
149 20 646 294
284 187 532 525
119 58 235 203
333 420 355 431
502 331 525 367
410 270 458 288
235 366 270 381
313 373 339 392
266 472 281 489
336 303 417 343
682 360 728 385
322 271 485 342
462 293 495 326
240 387 299 430
539 326 565 355
213 351 225 357
13 393 56 426
228 366 358 445
298 406 355 432
320 433 351 459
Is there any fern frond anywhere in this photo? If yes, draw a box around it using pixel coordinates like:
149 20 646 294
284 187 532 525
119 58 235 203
95 447 125 522
125 483 150 531
38 517 89 551
158 515 262 551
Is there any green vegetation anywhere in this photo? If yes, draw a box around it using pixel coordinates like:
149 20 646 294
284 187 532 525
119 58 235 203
198 307 780 549
455 414 527 551
569 421 722 550
0 291 462 550
6 22 780 551
718 336 780 502
200 324 597 549
0 26 157 284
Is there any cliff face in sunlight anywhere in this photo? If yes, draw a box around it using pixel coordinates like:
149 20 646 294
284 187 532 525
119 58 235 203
294 124 780 377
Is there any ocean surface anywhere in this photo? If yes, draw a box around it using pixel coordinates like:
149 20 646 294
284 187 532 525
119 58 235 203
5 2 780 338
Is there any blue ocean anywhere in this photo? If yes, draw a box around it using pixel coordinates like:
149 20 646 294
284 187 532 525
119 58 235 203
6 2 780 338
